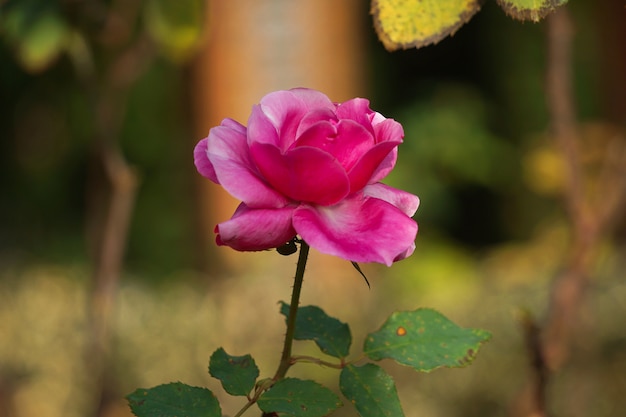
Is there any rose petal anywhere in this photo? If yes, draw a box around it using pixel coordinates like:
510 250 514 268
371 111 386 125
296 119 374 172
365 118 404 183
295 108 337 139
336 98 375 135
364 183 420 217
257 91 310 150
394 242 415 262
194 138 218 183
368 147 398 184
294 120 337 149
250 142 350 206
347 141 399 192
247 104 281 147
373 117 404 143
221 117 248 135
208 120 289 208
216 203 296 251
289 88 335 111
293 194 418 266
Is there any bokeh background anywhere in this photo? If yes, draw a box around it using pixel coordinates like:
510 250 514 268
0 1 625 417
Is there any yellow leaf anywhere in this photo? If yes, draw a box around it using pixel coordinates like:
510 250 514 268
371 0 481 51
497 0 569 22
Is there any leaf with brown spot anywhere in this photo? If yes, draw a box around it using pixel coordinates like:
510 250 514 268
364 308 491 372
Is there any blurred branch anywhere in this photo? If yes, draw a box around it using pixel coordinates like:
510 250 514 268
513 7 626 417
88 143 139 417
596 137 626 229
542 5 589 374
71 2 155 417
545 7 585 228
519 311 548 416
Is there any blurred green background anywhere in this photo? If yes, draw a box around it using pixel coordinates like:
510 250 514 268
0 1 624 417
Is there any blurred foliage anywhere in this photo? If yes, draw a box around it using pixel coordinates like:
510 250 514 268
1 1 70 72
144 0 205 63
0 0 205 72
0 0 204 275
388 84 518 246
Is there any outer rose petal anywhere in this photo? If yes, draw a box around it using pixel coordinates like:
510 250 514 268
208 120 289 208
194 138 218 183
195 119 251 183
221 117 248 135
394 242 415 262
293 194 418 266
364 183 420 217
216 203 296 251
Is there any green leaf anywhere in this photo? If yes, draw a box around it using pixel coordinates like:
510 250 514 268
279 302 351 358
257 378 342 417
496 0 568 22
339 363 404 417
364 308 491 372
126 382 221 417
209 347 259 396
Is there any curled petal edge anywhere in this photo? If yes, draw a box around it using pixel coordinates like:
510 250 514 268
194 138 218 183
216 203 297 251
364 183 420 217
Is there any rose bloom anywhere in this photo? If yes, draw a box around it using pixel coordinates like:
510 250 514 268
194 88 419 266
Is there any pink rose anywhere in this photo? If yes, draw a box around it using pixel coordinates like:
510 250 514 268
194 88 419 266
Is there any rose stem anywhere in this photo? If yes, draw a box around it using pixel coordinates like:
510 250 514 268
274 240 310 380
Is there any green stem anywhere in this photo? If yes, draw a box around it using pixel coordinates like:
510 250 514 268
233 400 255 417
274 240 310 380
291 355 344 369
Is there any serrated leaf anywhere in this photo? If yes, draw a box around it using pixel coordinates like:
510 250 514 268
257 378 342 417
497 0 568 22
339 363 404 417
208 347 259 396
126 382 221 417
279 302 351 358
371 0 481 51
364 308 491 372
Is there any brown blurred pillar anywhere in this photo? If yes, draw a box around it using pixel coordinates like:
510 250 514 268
191 0 366 275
